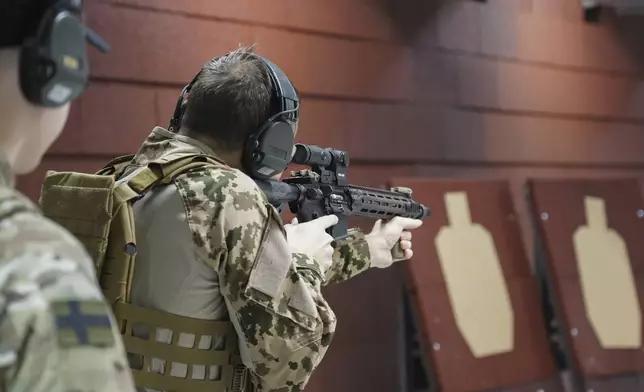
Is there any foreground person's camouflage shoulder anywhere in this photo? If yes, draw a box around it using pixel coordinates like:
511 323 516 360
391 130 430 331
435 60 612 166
0 161 135 391
172 159 336 391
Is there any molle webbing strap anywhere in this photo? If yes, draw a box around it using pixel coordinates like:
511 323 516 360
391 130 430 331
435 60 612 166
117 154 222 195
156 155 222 183
114 302 245 392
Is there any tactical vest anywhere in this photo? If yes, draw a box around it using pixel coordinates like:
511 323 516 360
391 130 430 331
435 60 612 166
40 153 249 392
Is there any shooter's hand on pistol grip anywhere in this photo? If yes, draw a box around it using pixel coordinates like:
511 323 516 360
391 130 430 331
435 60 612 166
365 217 423 269
284 215 339 274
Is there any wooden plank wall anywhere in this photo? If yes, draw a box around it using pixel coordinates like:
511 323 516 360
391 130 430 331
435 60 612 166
404 0 644 256
15 0 644 391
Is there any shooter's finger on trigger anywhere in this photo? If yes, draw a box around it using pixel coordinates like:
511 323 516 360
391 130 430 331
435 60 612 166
291 217 298 225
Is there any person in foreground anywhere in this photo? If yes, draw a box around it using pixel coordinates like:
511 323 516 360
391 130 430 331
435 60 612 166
0 1 136 390
115 46 423 392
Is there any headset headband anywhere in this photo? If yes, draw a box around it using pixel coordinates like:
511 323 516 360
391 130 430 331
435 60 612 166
260 56 299 123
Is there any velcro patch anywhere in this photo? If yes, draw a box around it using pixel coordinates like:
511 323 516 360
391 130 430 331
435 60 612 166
248 223 291 298
52 300 115 348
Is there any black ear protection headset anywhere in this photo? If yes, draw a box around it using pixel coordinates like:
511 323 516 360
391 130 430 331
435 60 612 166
168 53 300 180
18 0 110 107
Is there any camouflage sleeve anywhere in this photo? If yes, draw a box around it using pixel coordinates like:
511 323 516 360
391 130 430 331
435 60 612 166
212 180 336 392
0 213 135 392
323 228 372 285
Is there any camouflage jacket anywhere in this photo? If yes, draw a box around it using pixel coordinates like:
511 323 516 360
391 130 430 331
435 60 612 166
0 154 135 391
127 127 373 391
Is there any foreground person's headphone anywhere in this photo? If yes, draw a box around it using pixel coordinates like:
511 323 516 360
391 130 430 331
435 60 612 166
19 0 110 107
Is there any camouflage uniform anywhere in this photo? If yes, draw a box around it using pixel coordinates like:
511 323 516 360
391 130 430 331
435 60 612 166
126 127 372 392
0 154 135 391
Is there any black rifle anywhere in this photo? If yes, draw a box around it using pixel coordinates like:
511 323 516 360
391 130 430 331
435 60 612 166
255 144 430 239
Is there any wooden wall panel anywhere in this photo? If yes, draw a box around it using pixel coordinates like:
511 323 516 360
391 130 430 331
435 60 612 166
480 9 640 73
532 0 566 18
433 0 640 73
343 103 437 161
86 4 412 101
48 83 157 156
441 109 644 165
105 0 394 41
532 0 584 21
411 0 644 171
456 56 644 120
483 0 532 13
434 1 481 53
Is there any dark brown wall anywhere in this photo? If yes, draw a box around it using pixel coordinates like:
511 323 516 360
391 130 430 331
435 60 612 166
16 0 644 390
397 0 644 257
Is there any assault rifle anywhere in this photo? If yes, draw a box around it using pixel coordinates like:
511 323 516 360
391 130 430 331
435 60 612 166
255 144 430 239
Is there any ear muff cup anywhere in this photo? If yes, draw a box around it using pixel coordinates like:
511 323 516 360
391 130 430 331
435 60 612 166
17 1 109 107
243 120 295 179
